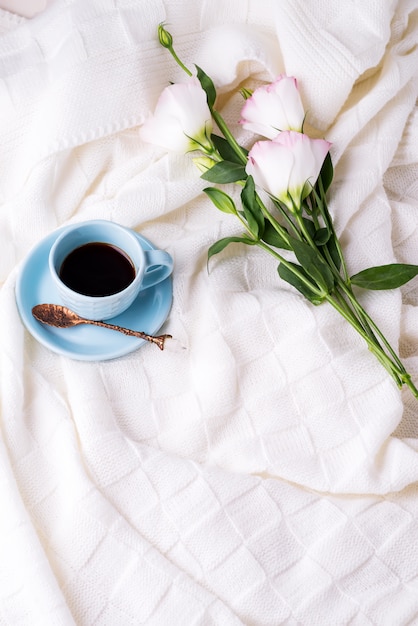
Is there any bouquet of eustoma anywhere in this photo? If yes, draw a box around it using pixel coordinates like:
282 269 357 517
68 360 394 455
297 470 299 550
140 24 418 398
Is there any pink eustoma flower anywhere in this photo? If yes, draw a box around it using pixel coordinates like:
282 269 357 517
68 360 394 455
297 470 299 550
246 131 331 211
140 78 213 153
240 75 305 139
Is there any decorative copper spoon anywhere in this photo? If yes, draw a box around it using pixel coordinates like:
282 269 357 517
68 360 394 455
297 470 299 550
32 303 172 351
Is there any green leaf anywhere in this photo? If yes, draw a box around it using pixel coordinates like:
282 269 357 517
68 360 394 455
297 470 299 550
261 221 292 250
302 218 316 240
211 134 248 165
241 176 264 239
195 65 216 109
302 215 330 246
203 187 237 215
324 233 341 271
208 236 256 260
290 237 335 293
317 151 333 195
314 227 330 245
278 262 324 305
201 160 247 183
351 264 418 290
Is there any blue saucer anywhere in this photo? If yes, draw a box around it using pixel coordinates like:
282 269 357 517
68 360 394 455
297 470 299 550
15 226 173 361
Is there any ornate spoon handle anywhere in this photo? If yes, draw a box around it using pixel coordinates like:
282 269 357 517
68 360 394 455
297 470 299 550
87 319 172 350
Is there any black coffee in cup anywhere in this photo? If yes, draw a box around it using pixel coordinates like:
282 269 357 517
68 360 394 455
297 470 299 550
59 242 136 297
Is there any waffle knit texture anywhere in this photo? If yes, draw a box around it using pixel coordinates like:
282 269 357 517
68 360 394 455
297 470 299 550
1 0 418 623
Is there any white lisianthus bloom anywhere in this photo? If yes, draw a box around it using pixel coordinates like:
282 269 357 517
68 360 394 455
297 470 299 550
240 75 305 139
246 131 331 211
140 77 213 153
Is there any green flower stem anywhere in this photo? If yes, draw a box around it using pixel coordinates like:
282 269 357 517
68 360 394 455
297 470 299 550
158 24 193 77
402 372 418 396
327 219 350 283
284 207 416 392
324 293 399 381
317 229 408 376
171 51 192 76
263 194 409 389
318 237 380 344
257 236 414 395
295 212 317 247
211 109 248 166
315 181 350 283
256 198 293 247
332 285 363 327
260 206 293 247
234 212 297 283
323 246 417 393
295 208 382 350
339 281 407 373
324 291 418 393
256 239 325 298
272 201 303 241
294 212 375 339
305 221 412 388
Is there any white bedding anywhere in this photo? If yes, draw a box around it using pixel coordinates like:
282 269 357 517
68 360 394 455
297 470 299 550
1 0 418 623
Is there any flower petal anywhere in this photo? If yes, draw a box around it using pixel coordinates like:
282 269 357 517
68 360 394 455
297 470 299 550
247 131 331 210
140 78 213 153
273 132 331 198
246 139 295 202
240 75 305 138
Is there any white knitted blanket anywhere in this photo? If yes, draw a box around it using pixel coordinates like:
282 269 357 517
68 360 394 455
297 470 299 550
1 0 418 623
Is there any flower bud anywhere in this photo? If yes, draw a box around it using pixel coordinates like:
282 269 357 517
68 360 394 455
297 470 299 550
204 187 237 215
192 156 217 174
158 23 173 49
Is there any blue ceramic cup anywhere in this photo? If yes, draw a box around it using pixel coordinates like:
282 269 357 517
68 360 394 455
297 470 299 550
49 220 173 320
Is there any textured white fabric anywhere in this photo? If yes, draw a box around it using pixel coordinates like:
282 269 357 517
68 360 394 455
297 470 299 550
0 0 418 623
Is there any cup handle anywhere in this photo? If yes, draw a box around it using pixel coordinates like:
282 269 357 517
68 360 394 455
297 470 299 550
141 249 173 290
